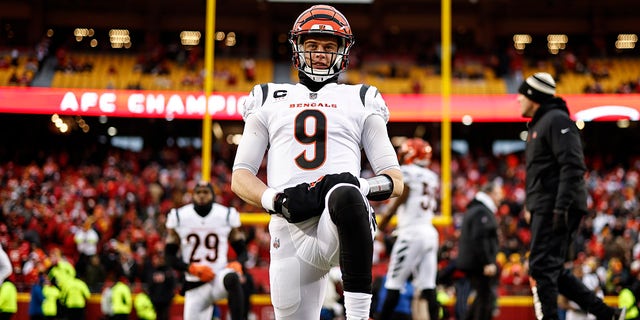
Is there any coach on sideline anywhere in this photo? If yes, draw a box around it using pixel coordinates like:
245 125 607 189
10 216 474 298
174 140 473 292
457 181 503 320
518 72 625 320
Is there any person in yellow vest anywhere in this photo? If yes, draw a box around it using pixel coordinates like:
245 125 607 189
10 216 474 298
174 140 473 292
47 249 76 288
0 278 17 320
133 282 156 320
61 276 90 320
42 276 61 320
619 288 639 320
47 249 76 320
437 288 452 320
111 275 132 320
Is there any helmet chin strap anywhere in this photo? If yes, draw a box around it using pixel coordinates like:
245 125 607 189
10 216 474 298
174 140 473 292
302 69 338 82
300 50 344 83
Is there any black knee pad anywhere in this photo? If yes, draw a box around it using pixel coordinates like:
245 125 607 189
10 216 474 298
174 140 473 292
328 185 373 294
327 185 367 225
223 272 245 319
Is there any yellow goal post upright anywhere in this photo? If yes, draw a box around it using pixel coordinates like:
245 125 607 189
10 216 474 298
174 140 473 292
435 0 453 227
201 0 216 183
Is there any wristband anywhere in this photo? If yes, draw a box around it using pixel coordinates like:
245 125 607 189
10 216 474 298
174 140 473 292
261 188 278 212
366 174 394 201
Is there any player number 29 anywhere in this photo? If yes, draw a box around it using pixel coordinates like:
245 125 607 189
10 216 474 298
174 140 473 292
186 233 219 263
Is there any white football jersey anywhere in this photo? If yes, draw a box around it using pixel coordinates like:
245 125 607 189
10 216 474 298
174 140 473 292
396 164 439 229
166 203 240 282
239 82 390 189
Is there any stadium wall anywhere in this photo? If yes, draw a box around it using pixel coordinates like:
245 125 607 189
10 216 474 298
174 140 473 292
0 87 638 122
14 293 619 320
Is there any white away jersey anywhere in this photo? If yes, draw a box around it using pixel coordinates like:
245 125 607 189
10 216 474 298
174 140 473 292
166 203 241 281
397 164 439 229
237 82 390 190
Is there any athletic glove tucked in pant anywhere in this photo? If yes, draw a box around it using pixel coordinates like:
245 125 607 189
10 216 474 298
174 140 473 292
273 172 360 223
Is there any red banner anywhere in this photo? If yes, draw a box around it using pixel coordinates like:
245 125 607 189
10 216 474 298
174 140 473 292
0 87 638 122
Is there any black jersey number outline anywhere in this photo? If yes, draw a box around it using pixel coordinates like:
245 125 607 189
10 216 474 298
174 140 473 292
294 109 327 170
186 233 219 263
420 181 438 212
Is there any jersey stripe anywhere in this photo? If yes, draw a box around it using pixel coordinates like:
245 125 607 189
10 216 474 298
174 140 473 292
260 84 269 106
359 84 369 106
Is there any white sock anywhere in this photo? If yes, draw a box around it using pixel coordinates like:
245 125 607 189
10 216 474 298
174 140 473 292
343 291 372 320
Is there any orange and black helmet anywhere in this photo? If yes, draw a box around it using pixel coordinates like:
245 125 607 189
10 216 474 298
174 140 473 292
398 138 433 166
289 5 354 82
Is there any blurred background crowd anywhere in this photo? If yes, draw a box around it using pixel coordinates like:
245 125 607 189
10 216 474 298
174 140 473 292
0 142 638 299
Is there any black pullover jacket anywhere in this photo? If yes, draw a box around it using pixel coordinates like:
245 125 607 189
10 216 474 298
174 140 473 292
524 96 588 216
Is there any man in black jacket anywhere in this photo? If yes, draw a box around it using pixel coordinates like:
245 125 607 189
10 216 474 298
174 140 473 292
458 181 503 320
518 72 625 320
146 252 175 320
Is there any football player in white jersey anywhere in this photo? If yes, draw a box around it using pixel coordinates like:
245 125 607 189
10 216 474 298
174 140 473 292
376 138 440 320
231 4 403 320
164 181 247 320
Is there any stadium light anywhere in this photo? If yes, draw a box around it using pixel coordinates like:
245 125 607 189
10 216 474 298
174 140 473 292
616 34 637 49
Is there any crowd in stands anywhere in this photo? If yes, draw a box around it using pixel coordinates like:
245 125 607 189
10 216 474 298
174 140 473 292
3 33 640 95
0 139 638 305
1 50 39 87
0 37 51 87
612 78 640 94
54 47 94 74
